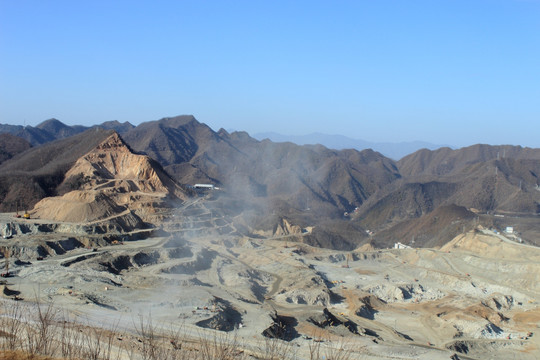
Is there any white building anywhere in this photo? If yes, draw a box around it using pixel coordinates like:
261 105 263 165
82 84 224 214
194 184 215 190
394 242 412 249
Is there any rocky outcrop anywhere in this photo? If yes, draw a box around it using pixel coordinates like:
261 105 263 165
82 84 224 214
63 132 178 195
274 273 330 306
273 218 303 237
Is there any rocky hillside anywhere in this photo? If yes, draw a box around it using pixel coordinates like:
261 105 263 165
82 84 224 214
0 128 116 212
398 144 540 177
122 116 540 248
369 204 478 248
0 133 31 164
123 116 401 217
354 145 540 248
2 115 540 250
31 132 189 229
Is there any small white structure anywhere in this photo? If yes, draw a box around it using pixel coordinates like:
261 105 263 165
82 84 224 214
505 226 514 234
194 184 215 190
394 242 412 249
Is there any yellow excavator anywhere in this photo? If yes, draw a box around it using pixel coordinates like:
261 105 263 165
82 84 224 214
14 202 29 219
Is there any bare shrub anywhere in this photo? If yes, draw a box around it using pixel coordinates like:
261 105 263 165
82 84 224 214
58 319 85 360
308 339 323 360
25 300 59 356
134 313 160 360
82 323 121 360
323 339 353 360
308 336 357 360
1 299 130 360
198 330 246 360
0 300 26 351
132 314 190 360
258 337 294 360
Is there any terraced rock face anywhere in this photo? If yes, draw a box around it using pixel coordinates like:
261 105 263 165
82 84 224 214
30 132 189 231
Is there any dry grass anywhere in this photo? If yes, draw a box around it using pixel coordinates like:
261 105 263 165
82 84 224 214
0 350 61 360
0 300 358 360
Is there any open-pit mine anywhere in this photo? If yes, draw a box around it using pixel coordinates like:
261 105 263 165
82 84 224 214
1 122 540 359
1 198 539 359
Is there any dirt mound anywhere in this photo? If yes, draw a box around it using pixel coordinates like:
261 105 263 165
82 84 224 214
32 191 127 223
441 231 540 261
465 303 509 326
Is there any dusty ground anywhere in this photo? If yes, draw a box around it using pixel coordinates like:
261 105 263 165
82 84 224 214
1 200 539 360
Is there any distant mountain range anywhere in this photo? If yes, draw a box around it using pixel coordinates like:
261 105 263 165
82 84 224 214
0 119 134 146
253 131 449 160
2 116 540 250
0 120 446 160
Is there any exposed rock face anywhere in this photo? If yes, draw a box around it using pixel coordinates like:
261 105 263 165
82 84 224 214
62 132 182 195
355 295 385 320
274 273 330 306
273 218 303 236
361 282 445 303
0 128 116 212
30 132 187 230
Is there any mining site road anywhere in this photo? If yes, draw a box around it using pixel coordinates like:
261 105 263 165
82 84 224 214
481 229 540 249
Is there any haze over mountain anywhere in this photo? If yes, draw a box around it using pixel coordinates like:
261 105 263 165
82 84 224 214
2 115 540 250
121 115 401 249
254 131 448 160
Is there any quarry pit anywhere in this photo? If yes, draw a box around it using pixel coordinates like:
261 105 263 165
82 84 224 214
1 200 539 360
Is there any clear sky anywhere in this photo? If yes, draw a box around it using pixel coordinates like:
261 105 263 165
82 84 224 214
1 0 539 147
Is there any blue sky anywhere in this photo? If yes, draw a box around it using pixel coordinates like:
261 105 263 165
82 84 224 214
1 1 539 147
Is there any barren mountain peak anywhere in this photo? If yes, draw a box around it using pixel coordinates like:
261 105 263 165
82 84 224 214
31 131 186 226
94 131 130 152
36 118 64 128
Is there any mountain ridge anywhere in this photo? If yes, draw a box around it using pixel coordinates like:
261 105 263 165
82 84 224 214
2 115 540 249
0 119 135 146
